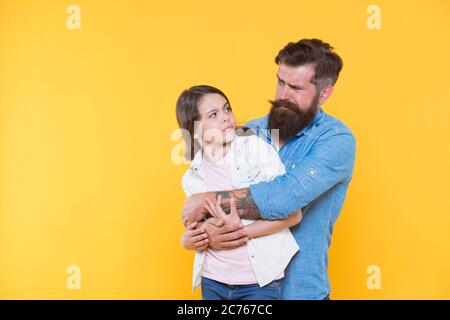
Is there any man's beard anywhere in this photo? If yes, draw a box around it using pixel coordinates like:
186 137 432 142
268 94 319 142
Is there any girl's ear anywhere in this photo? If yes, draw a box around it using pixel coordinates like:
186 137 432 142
193 120 200 138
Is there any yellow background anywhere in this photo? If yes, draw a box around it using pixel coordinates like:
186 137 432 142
1 0 449 299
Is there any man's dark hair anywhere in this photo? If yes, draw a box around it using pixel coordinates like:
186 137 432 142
175 85 231 160
275 38 343 90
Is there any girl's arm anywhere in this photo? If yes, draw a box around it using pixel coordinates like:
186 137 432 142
244 210 302 239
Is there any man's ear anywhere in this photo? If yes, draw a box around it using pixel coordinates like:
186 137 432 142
319 85 334 106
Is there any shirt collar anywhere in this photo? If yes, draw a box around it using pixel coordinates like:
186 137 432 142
295 108 324 137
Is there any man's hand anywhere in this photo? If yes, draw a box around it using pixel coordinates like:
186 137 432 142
180 221 209 251
182 192 216 226
203 196 248 250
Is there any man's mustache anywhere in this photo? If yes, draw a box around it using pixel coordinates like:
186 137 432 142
269 99 300 112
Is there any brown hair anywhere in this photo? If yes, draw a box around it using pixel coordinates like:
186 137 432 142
275 38 343 90
175 85 231 160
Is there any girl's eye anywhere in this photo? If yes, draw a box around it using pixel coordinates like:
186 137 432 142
224 106 232 112
209 113 216 118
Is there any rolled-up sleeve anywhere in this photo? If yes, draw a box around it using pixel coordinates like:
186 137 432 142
249 131 356 220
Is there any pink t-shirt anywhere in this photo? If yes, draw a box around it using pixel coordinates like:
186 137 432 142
200 157 258 285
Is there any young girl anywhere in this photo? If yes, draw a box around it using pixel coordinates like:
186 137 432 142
176 85 302 300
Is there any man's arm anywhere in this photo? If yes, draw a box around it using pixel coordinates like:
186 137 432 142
250 132 356 220
216 189 261 220
182 189 261 225
182 131 355 223
182 187 299 223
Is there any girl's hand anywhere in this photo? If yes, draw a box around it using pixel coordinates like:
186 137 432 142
180 221 209 251
205 195 241 227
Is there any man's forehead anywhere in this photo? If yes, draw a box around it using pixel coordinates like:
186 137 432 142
277 63 315 84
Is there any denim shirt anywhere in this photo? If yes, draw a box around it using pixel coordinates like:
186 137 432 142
245 108 356 300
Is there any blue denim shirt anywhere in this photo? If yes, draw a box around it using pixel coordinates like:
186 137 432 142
245 108 356 300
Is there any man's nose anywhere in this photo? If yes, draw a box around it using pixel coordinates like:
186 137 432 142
280 85 290 100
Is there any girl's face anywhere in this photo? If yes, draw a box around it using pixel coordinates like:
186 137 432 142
196 93 236 146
